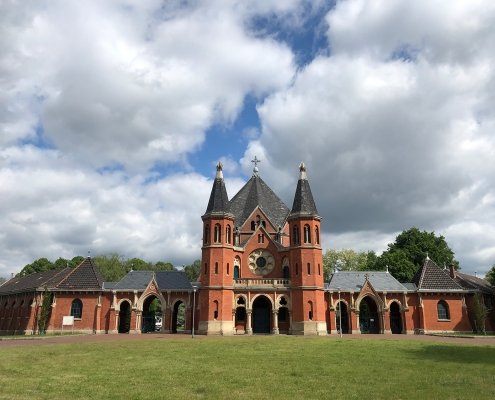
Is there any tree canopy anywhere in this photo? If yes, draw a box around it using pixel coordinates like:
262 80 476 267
376 227 458 282
183 260 201 282
16 254 180 282
486 264 495 286
324 228 458 283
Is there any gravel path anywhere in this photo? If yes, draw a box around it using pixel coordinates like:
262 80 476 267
1 333 494 348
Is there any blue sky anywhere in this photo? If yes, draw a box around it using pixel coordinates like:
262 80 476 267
2 0 495 277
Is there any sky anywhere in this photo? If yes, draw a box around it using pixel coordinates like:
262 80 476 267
2 0 495 278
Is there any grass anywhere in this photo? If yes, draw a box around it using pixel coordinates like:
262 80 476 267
0 336 494 399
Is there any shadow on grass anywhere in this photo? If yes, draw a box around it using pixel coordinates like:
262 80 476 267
405 344 495 366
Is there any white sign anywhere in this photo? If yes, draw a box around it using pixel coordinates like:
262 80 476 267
62 316 74 326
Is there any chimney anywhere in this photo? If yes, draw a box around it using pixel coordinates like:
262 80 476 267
449 264 456 279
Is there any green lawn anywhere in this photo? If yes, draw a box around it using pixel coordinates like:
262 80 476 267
0 336 494 399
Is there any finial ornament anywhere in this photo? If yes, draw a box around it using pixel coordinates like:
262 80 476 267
215 161 224 179
425 252 430 261
299 162 307 180
251 156 261 175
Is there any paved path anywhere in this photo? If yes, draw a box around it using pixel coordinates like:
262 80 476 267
1 333 495 348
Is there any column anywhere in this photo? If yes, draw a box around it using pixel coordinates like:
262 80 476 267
272 310 279 334
246 309 253 335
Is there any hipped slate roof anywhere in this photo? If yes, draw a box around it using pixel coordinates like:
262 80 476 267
327 271 407 292
0 257 103 294
454 272 495 294
412 258 463 291
112 271 192 291
0 268 70 295
229 174 290 229
56 257 103 290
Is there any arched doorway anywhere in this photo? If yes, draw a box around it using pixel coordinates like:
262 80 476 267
172 301 186 333
359 296 380 334
389 302 402 334
142 296 162 333
336 301 349 334
252 296 271 334
118 301 131 333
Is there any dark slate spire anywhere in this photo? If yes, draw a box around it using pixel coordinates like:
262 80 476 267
229 174 290 228
204 162 231 217
289 162 320 219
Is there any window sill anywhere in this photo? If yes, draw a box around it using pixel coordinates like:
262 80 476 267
437 319 451 322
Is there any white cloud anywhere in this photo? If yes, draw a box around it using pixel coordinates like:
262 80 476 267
245 0 495 275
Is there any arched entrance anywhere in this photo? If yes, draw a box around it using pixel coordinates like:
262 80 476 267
172 301 186 333
359 296 380 334
252 296 271 334
142 296 162 333
389 302 402 334
118 301 131 333
336 301 349 334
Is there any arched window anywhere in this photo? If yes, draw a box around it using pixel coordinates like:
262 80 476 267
204 224 210 244
251 221 256 230
70 299 83 319
226 263 230 275
283 265 290 279
234 266 240 280
292 225 300 245
213 300 219 319
295 263 299 275
315 226 320 244
214 262 219 274
226 225 231 244
262 221 266 228
214 224 221 243
204 263 208 275
437 300 450 320
308 301 313 320
318 264 321 275
304 224 311 243
307 263 311 275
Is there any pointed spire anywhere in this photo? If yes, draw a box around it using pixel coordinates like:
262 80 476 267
215 161 224 179
204 161 232 217
289 162 320 219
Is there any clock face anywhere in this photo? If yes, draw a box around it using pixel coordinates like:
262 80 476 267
248 250 274 275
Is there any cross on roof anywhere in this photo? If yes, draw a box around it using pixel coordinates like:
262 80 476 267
251 156 261 174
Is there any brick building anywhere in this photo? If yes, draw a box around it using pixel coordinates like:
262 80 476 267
0 162 494 335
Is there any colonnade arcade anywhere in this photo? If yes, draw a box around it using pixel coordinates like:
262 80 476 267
233 293 290 335
110 288 194 334
329 292 407 334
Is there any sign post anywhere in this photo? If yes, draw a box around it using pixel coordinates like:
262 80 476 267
62 316 75 334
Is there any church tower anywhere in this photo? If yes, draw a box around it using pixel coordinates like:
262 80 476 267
288 163 326 335
198 159 325 335
198 162 236 334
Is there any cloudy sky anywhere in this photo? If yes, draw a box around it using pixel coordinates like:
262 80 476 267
2 0 495 278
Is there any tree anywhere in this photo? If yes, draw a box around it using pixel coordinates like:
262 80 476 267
323 249 372 279
18 258 54 277
37 288 53 335
125 257 152 271
93 254 128 282
471 292 489 334
154 261 176 271
184 260 201 282
377 227 458 282
486 265 495 286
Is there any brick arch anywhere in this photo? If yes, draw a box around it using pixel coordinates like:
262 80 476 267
355 293 384 312
116 298 132 311
250 293 275 309
137 292 166 311
234 294 248 308
387 298 403 309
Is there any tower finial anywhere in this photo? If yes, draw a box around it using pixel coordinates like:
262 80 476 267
425 252 430 261
215 161 223 179
299 162 307 180
251 156 261 175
